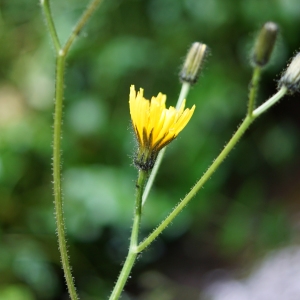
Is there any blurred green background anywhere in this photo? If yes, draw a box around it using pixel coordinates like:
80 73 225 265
1 0 300 299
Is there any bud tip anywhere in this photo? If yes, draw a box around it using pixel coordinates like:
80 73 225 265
252 21 279 67
180 42 208 85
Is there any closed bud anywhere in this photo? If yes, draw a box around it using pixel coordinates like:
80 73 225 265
278 52 300 93
180 42 207 85
252 22 278 67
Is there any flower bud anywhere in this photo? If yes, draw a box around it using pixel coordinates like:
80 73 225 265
278 52 300 93
252 22 279 67
180 42 207 85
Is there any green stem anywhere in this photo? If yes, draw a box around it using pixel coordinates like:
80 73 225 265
142 148 165 206
63 0 103 54
138 115 253 252
41 1 103 299
142 82 191 206
248 66 261 116
53 54 79 300
137 88 287 253
176 82 191 110
253 86 287 117
41 0 61 54
109 171 148 300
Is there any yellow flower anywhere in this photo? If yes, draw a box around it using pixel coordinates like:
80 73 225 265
129 85 195 170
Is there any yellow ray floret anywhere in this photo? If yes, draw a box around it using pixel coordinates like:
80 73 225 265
129 85 195 152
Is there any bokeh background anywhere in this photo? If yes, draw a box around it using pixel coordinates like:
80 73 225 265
1 0 300 299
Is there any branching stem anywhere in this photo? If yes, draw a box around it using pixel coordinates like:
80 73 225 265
41 0 103 299
137 87 287 253
63 0 103 54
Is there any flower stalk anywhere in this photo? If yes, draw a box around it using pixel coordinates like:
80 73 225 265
138 115 253 252
137 86 287 253
111 58 288 298
138 44 289 251
248 22 278 116
247 65 262 116
142 42 207 205
41 1 103 299
109 85 196 298
109 170 148 300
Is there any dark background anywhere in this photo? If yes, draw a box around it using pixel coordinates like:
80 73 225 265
0 0 300 299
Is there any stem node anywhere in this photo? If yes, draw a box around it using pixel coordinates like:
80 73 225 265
59 49 66 57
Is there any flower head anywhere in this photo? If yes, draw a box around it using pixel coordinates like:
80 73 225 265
129 85 195 171
279 52 300 93
252 22 278 67
180 42 207 85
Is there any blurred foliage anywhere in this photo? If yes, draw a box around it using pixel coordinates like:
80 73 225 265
0 0 300 299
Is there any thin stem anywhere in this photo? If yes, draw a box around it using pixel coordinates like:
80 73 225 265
142 148 165 206
138 86 288 252
248 66 261 116
137 115 253 252
253 86 287 117
63 0 103 54
109 171 148 300
53 54 79 300
176 82 191 110
41 1 103 299
41 0 61 53
142 82 191 206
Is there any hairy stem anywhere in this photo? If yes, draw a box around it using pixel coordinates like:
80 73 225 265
41 0 61 54
253 86 287 117
138 115 253 252
109 171 148 300
53 53 79 300
63 0 103 54
41 0 103 299
248 66 262 116
137 88 287 252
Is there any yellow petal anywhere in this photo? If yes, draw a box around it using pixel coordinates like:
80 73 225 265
129 86 195 152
